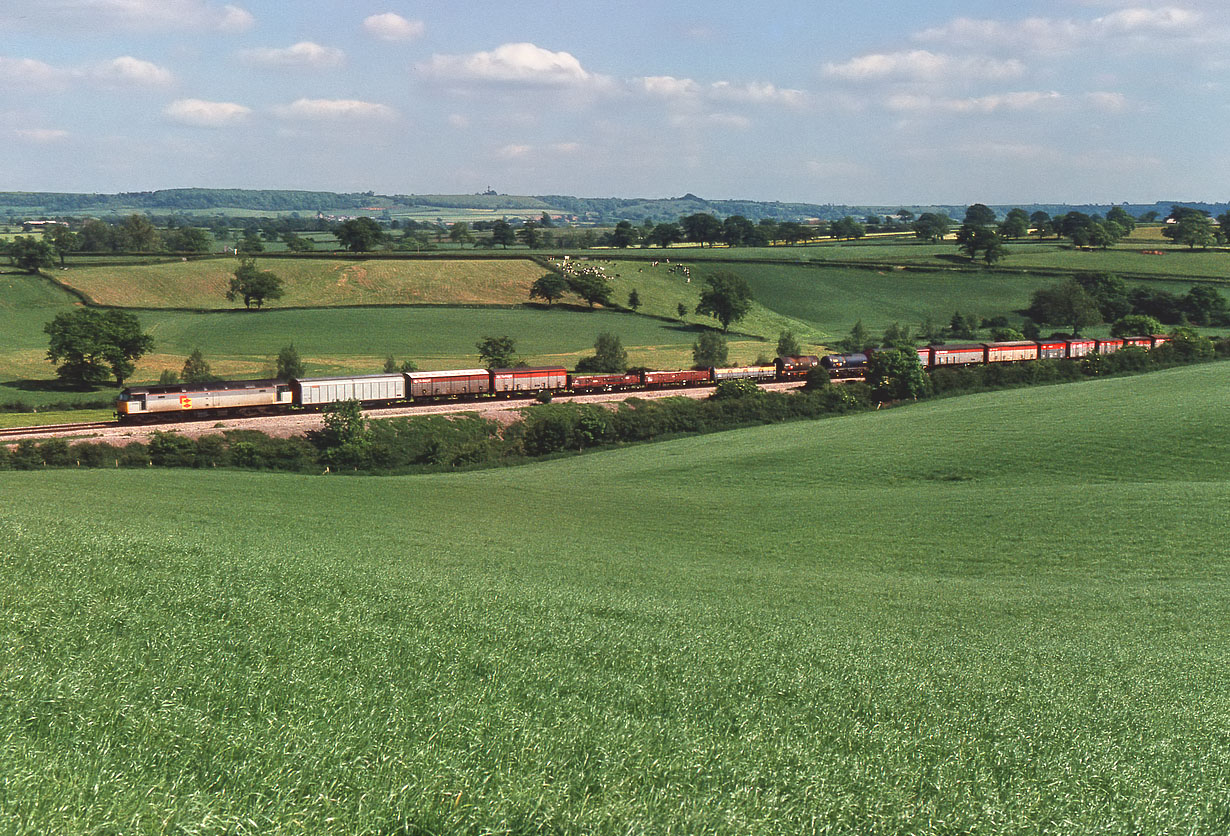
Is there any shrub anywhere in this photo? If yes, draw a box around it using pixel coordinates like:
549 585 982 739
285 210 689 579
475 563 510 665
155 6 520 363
710 379 762 400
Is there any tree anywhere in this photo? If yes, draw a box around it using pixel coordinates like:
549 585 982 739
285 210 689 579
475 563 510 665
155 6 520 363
881 322 913 349
830 216 866 240
1183 285 1229 326
1110 314 1163 338
998 208 1030 239
539 212 554 228
837 320 873 353
476 335 517 367
948 311 977 340
681 212 722 247
118 214 161 251
1027 279 1103 336
490 220 515 248
1217 212 1230 244
576 332 628 373
78 218 115 251
955 224 1006 264
529 273 568 306
448 222 473 245
1106 206 1137 234
677 301 688 321
517 220 542 249
44 308 153 387
237 228 264 253
567 271 614 308
695 270 753 331
776 330 801 357
1029 210 1052 229
1057 211 1092 240
227 257 284 309
964 203 996 226
721 215 756 247
609 220 636 248
44 225 80 265
627 288 641 311
1075 273 1131 321
867 348 928 401
1161 214 1216 249
272 344 303 379
912 213 951 242
281 231 315 252
692 331 728 367
319 399 372 469
181 347 214 384
7 236 55 273
648 222 684 248
776 221 809 245
334 217 385 252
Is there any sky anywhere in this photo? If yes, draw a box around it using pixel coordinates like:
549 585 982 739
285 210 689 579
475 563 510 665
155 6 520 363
1 0 1227 204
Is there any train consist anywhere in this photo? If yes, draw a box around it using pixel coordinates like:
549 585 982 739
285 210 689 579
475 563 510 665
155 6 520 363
115 357 821 422
820 334 1171 378
117 334 1171 423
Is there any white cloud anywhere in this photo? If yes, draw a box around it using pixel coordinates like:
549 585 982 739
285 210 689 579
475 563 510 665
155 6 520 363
915 8 1210 54
495 144 533 159
1085 91 1129 111
419 42 593 86
710 81 806 107
0 1 254 33
0 57 69 89
887 90 1063 114
242 42 345 69
823 50 1025 82
272 98 396 121
641 75 702 98
14 128 69 143
91 56 174 87
362 12 424 41
164 98 251 127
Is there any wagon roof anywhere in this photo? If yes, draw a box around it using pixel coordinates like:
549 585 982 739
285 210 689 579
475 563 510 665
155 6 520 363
294 373 405 385
406 368 488 378
122 378 284 395
490 366 568 374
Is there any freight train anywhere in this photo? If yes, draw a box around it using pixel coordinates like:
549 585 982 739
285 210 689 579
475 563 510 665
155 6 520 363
115 356 820 422
819 334 1171 378
116 334 1170 423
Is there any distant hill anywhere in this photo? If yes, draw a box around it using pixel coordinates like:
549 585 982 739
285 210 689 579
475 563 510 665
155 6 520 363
0 188 1225 224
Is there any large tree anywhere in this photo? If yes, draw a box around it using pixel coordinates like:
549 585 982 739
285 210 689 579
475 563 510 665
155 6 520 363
912 213 951 242
490 220 515 248
867 348 929 401
118 214 162 251
680 212 722 247
692 331 728 367
575 332 628 373
529 272 568 306
334 217 385 252
1162 214 1216 249
829 216 866 240
963 203 996 226
7 235 55 273
955 224 1007 264
566 271 613 308
45 308 153 387
1027 279 1103 336
695 270 753 331
227 258 284 309
476 335 517 367
998 208 1030 240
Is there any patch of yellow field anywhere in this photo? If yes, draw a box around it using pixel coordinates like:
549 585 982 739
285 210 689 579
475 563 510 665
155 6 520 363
56 258 548 309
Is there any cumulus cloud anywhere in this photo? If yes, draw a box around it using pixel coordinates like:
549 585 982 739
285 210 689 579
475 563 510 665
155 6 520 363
0 57 69 89
242 42 345 69
886 90 1063 114
0 0 253 33
164 98 251 127
419 42 593 86
14 128 70 143
495 144 533 159
641 75 702 98
362 12 424 41
823 50 1025 82
1085 91 1129 111
1 54 173 89
91 56 174 87
272 98 396 121
709 81 806 107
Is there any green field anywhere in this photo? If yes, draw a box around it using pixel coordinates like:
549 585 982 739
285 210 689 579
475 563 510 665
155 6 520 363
2 363 1228 833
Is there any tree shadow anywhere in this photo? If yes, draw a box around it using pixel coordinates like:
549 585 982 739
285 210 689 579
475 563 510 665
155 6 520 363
0 378 110 395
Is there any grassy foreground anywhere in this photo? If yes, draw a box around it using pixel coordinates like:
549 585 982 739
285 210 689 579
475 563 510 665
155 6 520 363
3 364 1229 834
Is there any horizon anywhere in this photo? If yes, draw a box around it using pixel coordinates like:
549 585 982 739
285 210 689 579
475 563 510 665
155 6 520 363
2 1 1227 204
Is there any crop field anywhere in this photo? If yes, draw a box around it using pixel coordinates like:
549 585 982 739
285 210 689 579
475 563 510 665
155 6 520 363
55 257 550 309
2 363 1228 833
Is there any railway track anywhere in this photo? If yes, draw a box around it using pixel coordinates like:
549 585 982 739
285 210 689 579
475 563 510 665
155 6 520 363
0 420 117 440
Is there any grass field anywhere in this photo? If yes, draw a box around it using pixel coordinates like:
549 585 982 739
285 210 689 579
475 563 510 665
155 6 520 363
56 258 550 309
2 363 1228 833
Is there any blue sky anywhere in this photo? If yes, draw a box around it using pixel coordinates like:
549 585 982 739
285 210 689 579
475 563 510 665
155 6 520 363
2 0 1226 204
